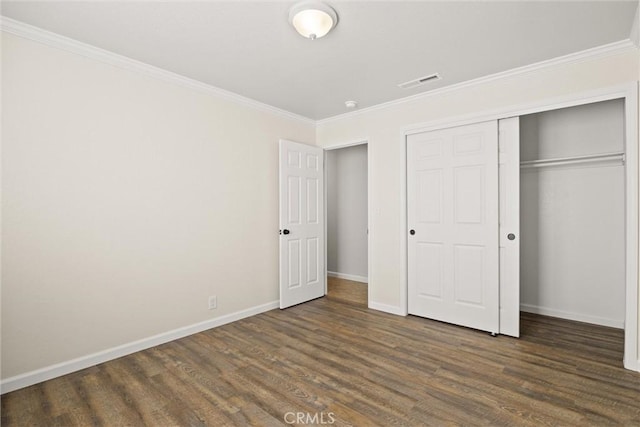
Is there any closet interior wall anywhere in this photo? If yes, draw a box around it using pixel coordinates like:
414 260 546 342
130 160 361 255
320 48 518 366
519 99 625 328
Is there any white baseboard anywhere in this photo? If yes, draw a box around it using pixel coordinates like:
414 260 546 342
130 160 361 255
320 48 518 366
1 300 279 394
520 303 624 329
623 356 640 372
327 271 368 283
368 301 406 316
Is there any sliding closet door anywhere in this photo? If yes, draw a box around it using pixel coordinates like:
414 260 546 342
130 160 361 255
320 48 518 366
407 121 499 334
498 117 520 337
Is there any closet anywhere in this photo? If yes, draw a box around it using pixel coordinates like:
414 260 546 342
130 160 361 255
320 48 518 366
519 99 625 328
406 98 626 335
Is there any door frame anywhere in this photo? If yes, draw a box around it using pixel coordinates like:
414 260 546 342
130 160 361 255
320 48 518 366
399 82 639 371
323 139 371 307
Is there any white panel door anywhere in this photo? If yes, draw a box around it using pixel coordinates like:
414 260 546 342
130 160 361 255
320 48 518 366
498 117 520 337
279 139 325 309
407 121 499 334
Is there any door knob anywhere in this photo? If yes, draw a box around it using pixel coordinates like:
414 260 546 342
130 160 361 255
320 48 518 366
283 229 290 235
410 229 415 235
507 233 515 240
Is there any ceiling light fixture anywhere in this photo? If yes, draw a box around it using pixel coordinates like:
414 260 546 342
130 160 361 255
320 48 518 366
289 1 338 40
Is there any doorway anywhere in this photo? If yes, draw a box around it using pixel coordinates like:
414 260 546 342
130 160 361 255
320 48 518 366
325 142 369 307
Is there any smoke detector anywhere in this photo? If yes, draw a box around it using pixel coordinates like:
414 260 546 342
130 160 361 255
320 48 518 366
345 100 358 109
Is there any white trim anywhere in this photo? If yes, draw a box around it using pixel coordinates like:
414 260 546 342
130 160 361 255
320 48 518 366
0 16 314 125
520 304 624 329
318 40 638 125
368 301 405 316
3 15 636 129
323 139 371 309
402 83 637 136
0 300 279 394
322 139 370 150
327 271 368 283
400 82 639 372
399 127 409 317
623 83 639 372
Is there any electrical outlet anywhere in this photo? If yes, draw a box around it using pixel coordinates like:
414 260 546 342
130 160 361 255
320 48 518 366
208 295 217 310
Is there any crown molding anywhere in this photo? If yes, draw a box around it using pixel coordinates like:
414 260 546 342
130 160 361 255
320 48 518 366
0 16 315 125
2 16 637 127
317 39 639 125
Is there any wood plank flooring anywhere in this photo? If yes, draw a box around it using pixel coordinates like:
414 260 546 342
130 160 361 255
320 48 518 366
326 277 367 307
2 281 639 426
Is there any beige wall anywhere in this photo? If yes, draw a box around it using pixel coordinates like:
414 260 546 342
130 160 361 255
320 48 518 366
1 33 315 379
316 50 639 356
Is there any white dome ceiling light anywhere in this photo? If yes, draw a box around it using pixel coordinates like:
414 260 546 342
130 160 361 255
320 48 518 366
289 1 338 40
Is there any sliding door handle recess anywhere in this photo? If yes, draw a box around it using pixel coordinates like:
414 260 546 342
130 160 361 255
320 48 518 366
410 229 415 235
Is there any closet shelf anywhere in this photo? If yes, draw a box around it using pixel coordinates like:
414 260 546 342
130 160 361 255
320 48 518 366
520 152 625 169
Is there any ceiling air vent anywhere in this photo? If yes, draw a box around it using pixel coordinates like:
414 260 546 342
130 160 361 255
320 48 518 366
398 73 441 89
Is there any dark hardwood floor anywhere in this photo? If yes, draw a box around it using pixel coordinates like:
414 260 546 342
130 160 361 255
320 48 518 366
2 280 639 426
326 276 367 307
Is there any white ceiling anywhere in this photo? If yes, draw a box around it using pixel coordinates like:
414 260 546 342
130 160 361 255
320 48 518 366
2 1 637 120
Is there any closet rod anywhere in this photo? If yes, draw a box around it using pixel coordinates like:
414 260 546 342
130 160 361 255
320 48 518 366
520 152 625 169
